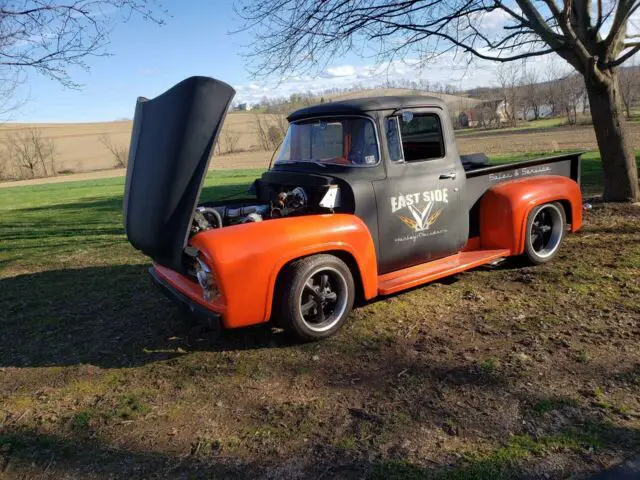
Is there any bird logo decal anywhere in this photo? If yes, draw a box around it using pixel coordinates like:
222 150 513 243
391 188 448 233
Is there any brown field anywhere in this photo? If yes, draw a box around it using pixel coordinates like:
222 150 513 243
0 113 277 177
2 114 640 188
457 123 640 156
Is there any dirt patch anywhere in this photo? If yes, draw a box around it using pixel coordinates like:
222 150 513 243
1 203 638 478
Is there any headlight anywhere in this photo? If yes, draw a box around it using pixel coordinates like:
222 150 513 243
195 257 219 301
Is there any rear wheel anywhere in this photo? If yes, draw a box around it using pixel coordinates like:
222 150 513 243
277 254 354 342
522 202 566 265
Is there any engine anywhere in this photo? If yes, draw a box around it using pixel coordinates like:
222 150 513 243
190 185 338 235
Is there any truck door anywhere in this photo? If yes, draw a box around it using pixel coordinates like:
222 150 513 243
373 109 468 274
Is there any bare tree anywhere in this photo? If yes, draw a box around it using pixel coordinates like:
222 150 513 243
3 128 56 179
543 59 567 117
559 75 586 125
255 114 287 151
472 102 501 128
255 114 271 151
521 69 543 120
496 63 523 126
221 127 241 153
99 134 128 168
0 1 164 121
619 60 640 118
237 0 640 201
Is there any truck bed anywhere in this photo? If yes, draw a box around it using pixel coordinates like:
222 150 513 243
464 152 582 237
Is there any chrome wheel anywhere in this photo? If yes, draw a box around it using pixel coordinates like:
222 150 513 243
299 266 348 333
529 204 564 259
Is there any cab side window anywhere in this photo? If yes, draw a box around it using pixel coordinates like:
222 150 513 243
398 113 445 162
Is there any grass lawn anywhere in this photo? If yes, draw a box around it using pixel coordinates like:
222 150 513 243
1 159 639 478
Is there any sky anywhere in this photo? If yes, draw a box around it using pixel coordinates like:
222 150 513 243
8 0 638 123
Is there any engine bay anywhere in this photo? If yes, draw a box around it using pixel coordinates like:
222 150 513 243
190 184 341 235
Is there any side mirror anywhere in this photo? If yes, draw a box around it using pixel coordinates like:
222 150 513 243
401 111 414 123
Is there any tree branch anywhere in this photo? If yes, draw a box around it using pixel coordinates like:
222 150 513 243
606 44 640 67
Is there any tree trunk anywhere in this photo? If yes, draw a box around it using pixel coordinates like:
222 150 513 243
585 72 639 202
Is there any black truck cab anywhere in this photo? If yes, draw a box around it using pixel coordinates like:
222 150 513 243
259 96 469 274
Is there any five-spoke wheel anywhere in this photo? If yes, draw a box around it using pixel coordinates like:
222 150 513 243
523 202 566 264
277 254 355 341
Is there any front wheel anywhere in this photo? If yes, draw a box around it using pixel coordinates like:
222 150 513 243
522 202 566 265
276 254 355 342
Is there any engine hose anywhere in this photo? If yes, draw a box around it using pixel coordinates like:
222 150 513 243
198 207 223 228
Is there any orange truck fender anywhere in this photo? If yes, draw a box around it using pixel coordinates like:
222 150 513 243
479 176 582 254
188 214 378 328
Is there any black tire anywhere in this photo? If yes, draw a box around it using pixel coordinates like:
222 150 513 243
522 202 566 265
276 254 355 342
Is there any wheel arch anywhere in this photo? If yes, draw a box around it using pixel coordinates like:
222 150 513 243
190 214 378 328
556 199 573 227
479 176 582 254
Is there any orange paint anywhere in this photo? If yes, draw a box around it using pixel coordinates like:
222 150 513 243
377 248 510 295
153 263 227 315
479 176 582 254
183 214 378 328
153 176 582 330
462 236 481 251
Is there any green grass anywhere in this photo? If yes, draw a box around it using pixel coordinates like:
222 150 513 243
532 397 580 413
2 152 637 274
1 157 639 478
0 169 263 274
371 428 604 480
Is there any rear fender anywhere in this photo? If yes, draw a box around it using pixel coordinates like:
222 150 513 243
479 176 582 254
190 214 378 328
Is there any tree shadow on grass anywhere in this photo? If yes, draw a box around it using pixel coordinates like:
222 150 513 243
1 419 637 479
0 428 249 478
0 265 296 368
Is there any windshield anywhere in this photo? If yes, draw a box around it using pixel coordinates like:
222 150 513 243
275 117 379 166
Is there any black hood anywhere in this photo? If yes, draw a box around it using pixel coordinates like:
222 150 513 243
123 76 235 272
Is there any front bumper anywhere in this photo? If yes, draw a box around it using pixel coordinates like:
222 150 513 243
149 267 221 330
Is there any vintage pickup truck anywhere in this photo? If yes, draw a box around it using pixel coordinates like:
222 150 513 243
124 76 582 341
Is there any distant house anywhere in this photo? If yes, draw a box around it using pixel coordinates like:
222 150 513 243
458 99 503 127
236 103 248 111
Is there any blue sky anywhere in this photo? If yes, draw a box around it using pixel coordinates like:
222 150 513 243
13 1 636 123
11 1 520 123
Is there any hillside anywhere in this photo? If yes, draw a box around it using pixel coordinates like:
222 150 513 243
0 114 276 177
323 87 481 112
0 88 481 179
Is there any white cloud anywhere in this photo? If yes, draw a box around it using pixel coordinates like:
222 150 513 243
480 8 511 28
232 52 578 106
323 65 357 77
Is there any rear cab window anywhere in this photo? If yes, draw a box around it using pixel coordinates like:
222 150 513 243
386 113 445 162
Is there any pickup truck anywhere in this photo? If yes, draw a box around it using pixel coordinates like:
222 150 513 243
123 76 582 341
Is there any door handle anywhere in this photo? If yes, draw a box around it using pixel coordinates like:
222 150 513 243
439 172 457 180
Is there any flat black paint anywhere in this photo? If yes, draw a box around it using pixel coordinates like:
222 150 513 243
123 76 235 273
263 104 581 274
124 76 582 278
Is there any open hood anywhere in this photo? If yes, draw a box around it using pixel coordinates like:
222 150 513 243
123 76 235 272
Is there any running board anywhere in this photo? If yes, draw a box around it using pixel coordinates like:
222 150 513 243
377 249 511 295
